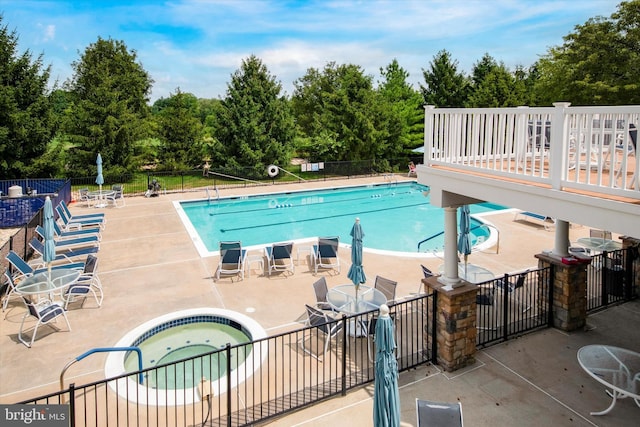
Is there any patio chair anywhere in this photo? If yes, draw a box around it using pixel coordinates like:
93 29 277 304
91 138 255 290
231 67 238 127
374 275 398 305
496 270 530 312
2 270 22 312
18 296 71 348
589 229 612 240
312 276 334 312
107 184 125 208
62 254 103 309
6 250 85 278
29 238 99 265
78 188 92 208
417 264 434 294
36 225 100 250
416 398 464 427
264 241 295 276
300 304 342 360
56 204 105 230
312 236 341 275
216 241 247 281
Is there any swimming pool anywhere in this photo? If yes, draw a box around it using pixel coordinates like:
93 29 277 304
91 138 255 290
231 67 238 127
176 182 506 257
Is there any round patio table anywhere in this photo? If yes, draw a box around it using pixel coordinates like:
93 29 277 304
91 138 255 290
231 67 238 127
88 189 115 208
577 344 640 415
16 268 81 298
327 284 387 337
576 237 622 252
326 284 387 315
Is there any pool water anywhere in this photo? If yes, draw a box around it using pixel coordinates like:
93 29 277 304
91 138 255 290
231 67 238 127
124 320 251 390
177 182 506 256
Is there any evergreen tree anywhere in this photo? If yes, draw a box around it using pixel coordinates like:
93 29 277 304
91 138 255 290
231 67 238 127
0 16 55 179
421 50 469 107
215 55 294 173
292 62 387 162
378 59 424 153
156 89 203 170
64 36 153 176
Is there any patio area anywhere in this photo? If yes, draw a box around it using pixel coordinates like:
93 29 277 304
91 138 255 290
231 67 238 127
0 175 638 426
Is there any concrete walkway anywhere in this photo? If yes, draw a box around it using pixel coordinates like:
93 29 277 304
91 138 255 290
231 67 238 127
0 176 637 426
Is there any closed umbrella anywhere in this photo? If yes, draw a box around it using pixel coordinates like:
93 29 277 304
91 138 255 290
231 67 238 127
457 205 472 279
42 196 56 281
95 153 105 207
347 217 366 291
373 304 400 427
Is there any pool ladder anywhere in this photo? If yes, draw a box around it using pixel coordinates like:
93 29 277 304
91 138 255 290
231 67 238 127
205 186 219 202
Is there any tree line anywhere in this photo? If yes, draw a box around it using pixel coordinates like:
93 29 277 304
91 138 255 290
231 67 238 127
1 1 639 180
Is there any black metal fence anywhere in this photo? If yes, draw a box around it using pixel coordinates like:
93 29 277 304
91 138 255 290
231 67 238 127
586 247 639 312
66 158 420 197
16 295 435 427
476 266 554 347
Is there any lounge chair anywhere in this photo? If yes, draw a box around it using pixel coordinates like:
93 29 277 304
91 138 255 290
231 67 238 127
62 254 103 309
514 211 555 231
18 296 71 347
53 221 101 240
56 204 105 230
6 250 85 279
35 225 100 250
29 238 99 266
216 241 246 281
416 398 464 427
265 242 295 276
312 236 341 275
300 304 342 360
59 199 105 220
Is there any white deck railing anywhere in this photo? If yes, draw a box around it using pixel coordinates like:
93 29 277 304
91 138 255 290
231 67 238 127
423 103 640 200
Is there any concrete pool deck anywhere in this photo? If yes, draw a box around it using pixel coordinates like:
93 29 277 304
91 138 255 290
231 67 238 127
1 175 638 426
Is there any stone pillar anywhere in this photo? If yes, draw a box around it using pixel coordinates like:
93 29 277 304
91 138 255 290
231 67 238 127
535 253 588 331
422 276 477 372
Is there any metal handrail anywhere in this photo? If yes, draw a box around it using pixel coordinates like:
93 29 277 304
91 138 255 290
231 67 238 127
60 347 143 393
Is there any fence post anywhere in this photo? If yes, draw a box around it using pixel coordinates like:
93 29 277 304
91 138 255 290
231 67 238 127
501 273 509 342
226 343 232 427
341 315 347 396
68 383 75 427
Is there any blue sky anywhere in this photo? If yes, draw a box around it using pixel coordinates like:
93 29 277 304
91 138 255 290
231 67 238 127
1 0 620 102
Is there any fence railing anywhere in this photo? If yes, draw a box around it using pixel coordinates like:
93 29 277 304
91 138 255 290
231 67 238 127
586 247 639 312
66 158 421 197
476 266 554 347
16 295 435 427
424 104 640 198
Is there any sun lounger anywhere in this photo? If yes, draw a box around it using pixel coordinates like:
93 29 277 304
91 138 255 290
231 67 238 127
514 211 555 231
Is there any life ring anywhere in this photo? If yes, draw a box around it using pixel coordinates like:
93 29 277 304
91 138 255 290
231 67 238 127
267 165 279 177
269 199 278 208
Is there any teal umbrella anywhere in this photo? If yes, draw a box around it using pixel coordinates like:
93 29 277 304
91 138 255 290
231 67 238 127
373 304 400 427
42 196 56 280
347 217 366 288
95 153 105 206
457 205 472 279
